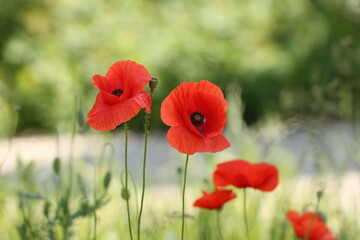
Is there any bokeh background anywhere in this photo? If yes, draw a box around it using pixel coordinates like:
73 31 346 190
1 1 360 239
1 0 359 136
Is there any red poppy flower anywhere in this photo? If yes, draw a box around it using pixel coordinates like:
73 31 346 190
213 159 279 191
160 80 230 155
193 188 236 210
287 210 336 240
87 60 152 131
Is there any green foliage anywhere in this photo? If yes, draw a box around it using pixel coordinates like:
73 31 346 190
0 0 359 133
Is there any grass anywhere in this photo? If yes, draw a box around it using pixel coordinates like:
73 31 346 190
0 94 359 239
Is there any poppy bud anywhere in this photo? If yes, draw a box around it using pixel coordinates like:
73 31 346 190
53 157 61 175
149 77 158 91
317 190 323 200
43 201 50 218
176 166 183 175
77 109 86 128
103 171 112 190
121 188 130 200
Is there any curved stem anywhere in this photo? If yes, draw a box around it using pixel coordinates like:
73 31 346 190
181 155 190 240
243 189 249 240
124 122 133 240
137 110 151 240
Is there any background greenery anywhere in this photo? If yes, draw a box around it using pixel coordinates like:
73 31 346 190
0 0 359 135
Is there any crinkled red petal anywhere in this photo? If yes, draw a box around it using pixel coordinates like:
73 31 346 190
193 189 236 209
166 126 230 155
87 91 151 131
287 210 336 240
161 81 228 133
106 60 152 95
213 159 279 191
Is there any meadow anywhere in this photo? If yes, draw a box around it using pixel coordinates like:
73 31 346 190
0 0 359 239
0 91 359 239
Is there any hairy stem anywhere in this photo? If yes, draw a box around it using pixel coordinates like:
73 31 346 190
181 155 190 240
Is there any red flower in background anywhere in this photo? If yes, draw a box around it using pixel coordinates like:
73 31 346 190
213 159 279 191
287 210 336 240
160 80 230 155
193 188 236 210
87 60 152 131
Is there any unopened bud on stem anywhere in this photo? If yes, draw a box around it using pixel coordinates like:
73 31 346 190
149 77 158 92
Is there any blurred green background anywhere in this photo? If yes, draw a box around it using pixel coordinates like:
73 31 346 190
0 0 359 135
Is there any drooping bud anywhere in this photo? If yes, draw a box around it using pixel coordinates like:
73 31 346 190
176 166 183 175
53 157 61 175
317 190 323 200
43 201 51 218
103 171 112 190
149 77 158 92
121 188 130 200
77 109 86 128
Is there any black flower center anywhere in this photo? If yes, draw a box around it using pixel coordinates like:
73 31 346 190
112 88 123 97
190 112 205 126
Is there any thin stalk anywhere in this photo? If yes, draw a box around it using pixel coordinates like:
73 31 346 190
93 158 97 240
63 95 79 239
137 110 151 240
216 210 224 240
243 189 249 240
124 122 134 240
67 95 78 197
181 154 190 240
305 192 322 239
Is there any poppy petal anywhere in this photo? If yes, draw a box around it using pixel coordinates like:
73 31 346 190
87 91 151 131
107 61 152 95
166 126 231 155
246 163 279 191
185 92 227 138
193 189 236 209
287 210 336 240
213 159 279 191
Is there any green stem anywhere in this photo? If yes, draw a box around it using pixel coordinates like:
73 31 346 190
216 210 224 240
305 193 322 239
181 155 190 240
124 122 134 240
93 158 97 240
243 189 249 240
137 111 151 240
67 95 78 197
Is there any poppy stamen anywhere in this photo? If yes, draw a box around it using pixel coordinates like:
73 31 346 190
190 112 206 126
112 88 123 97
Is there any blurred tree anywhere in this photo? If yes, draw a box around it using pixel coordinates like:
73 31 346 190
0 0 359 134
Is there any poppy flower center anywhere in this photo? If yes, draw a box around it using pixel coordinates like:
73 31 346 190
112 88 123 97
190 112 206 126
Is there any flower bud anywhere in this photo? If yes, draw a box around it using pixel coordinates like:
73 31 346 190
43 201 50 218
149 77 158 91
103 171 112 190
53 157 61 175
317 190 323 200
121 188 130 200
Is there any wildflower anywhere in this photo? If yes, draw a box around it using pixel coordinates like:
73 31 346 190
87 60 152 131
193 188 236 210
213 159 279 191
287 210 336 240
160 80 230 155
